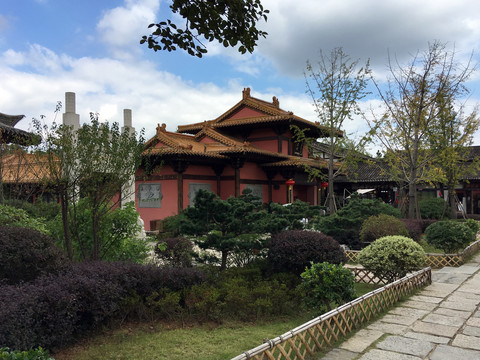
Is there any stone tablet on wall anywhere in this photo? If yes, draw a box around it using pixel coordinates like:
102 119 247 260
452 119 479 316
188 183 212 206
244 184 263 201
138 183 162 208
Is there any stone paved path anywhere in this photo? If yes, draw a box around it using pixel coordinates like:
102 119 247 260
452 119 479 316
319 253 480 359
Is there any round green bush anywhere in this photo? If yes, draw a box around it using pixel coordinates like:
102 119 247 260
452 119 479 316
0 226 69 285
425 220 476 253
299 262 355 314
360 214 409 244
267 230 345 275
356 235 425 283
419 198 449 220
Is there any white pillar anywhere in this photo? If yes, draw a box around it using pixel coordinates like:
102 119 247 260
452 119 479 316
62 92 80 130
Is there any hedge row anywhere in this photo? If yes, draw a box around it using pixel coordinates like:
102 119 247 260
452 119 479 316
0 262 204 351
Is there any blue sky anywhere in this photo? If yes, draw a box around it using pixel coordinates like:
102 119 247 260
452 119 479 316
2 0 480 152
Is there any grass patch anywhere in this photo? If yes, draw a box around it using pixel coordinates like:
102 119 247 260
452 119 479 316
53 315 313 360
53 282 381 360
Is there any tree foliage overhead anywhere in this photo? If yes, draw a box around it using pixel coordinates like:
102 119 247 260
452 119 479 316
141 0 269 58
293 48 371 214
369 41 476 219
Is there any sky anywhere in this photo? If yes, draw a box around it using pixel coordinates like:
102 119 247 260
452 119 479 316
2 0 480 153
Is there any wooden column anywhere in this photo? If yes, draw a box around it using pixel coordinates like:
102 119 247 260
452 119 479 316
265 169 276 203
212 164 225 197
172 159 188 213
231 157 245 197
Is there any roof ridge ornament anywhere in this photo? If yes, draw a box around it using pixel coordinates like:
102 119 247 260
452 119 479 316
272 96 279 108
156 123 167 135
243 87 251 99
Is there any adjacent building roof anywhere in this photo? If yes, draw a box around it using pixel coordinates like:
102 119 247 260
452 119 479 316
1 151 56 184
0 113 41 146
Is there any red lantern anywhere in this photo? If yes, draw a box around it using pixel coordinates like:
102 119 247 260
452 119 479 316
286 179 295 187
321 182 328 189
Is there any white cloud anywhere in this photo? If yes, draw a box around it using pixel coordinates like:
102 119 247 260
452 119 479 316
96 0 160 60
255 0 480 79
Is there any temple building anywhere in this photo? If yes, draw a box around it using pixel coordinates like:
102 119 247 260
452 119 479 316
136 88 338 231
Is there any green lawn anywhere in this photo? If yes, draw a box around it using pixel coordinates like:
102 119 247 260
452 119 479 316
53 283 379 360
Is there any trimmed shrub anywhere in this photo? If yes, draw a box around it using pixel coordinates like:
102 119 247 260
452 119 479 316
357 236 425 283
0 204 48 234
298 262 355 314
0 226 69 285
0 347 53 359
400 219 423 242
464 219 480 235
314 198 401 249
5 199 61 222
425 220 476 253
154 237 194 267
267 230 345 275
419 198 449 220
360 214 409 244
0 262 205 350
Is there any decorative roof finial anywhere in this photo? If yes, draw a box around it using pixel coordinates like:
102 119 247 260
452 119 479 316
242 87 251 99
156 123 166 135
272 96 279 108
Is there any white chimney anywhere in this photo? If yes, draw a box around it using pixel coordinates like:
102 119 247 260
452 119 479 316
62 92 80 130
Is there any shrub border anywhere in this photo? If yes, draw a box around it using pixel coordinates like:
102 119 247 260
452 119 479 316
231 267 431 360
345 238 480 268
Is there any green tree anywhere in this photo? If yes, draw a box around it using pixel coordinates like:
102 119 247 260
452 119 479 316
369 41 475 219
141 0 269 58
33 113 145 261
179 189 272 269
428 93 480 218
293 48 371 214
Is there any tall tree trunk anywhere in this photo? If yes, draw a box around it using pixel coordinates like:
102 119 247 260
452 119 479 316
60 192 73 260
449 187 458 219
91 207 101 260
328 155 335 215
408 180 417 219
220 250 228 270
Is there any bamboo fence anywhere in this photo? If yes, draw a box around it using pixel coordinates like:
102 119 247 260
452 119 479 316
345 239 480 268
231 267 431 360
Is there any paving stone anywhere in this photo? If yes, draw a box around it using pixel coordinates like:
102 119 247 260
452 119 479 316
440 299 478 312
376 335 434 357
401 300 437 311
403 331 450 344
447 293 480 303
463 326 480 337
319 348 357 360
430 344 480 360
408 295 442 304
467 317 480 327
451 290 480 301
338 329 384 353
366 322 407 335
433 307 471 319
411 320 460 337
432 273 471 284
358 349 421 360
474 310 480 318
453 334 480 350
389 307 429 318
380 314 419 326
422 313 465 327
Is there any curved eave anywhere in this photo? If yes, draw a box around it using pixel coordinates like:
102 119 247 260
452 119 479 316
0 125 41 145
